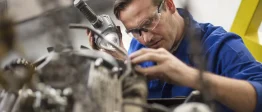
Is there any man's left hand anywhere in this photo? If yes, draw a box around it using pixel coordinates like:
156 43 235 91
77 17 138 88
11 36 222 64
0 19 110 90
129 48 198 86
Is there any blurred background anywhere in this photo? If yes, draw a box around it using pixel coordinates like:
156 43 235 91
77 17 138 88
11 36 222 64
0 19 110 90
1 0 261 67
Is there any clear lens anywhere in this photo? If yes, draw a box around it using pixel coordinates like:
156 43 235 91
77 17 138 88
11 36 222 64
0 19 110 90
150 13 161 30
126 6 162 39
139 12 161 31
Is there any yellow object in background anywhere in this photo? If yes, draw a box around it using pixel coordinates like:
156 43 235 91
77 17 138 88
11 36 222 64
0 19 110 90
231 0 262 62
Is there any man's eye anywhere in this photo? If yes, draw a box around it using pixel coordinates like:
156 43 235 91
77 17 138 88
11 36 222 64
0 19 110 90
142 19 153 28
134 30 140 33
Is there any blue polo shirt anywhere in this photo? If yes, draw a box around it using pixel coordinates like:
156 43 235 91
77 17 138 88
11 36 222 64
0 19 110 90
128 9 262 112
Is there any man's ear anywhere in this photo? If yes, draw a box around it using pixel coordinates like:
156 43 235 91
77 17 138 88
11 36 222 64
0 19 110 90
165 0 176 14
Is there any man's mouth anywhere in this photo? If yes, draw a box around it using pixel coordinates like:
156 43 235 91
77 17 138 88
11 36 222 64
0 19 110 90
148 40 162 48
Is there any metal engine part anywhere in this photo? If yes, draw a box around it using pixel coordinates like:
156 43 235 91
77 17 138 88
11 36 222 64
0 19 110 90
6 49 148 112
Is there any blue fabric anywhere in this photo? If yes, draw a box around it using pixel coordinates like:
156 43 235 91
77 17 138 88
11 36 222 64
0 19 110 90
127 9 262 112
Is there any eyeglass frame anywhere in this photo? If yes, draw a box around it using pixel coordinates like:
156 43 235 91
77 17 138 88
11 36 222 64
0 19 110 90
125 0 165 38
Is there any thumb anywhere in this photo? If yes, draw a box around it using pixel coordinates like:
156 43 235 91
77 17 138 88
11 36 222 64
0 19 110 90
87 31 99 50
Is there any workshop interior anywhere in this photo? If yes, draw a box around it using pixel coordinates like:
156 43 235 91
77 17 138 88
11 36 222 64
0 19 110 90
0 0 261 112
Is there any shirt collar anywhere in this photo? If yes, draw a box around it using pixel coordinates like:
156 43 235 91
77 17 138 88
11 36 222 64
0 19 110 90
173 8 203 57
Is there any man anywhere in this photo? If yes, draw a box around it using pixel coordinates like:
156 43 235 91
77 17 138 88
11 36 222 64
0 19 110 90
88 0 262 111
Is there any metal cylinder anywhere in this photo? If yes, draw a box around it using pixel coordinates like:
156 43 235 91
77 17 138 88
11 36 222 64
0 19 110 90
74 0 102 28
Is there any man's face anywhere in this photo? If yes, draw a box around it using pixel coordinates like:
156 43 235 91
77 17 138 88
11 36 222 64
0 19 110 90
119 0 178 50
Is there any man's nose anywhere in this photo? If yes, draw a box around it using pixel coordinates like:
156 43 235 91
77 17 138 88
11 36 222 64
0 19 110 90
142 31 153 43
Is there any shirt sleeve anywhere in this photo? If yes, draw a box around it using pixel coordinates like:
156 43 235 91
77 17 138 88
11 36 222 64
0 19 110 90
248 81 262 112
207 33 262 112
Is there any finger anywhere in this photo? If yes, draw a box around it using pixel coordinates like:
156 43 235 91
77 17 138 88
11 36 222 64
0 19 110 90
131 52 165 64
86 30 97 49
88 32 94 47
134 65 162 75
86 29 90 35
89 33 99 50
87 30 92 42
129 48 158 59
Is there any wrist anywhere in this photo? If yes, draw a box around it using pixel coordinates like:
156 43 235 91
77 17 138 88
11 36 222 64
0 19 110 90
178 66 201 89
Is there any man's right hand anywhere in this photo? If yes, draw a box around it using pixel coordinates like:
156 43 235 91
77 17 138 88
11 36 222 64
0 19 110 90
86 29 99 50
86 26 127 61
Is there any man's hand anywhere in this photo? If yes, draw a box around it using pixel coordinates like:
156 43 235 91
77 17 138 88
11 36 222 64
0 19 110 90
86 26 127 61
129 48 198 87
130 48 257 112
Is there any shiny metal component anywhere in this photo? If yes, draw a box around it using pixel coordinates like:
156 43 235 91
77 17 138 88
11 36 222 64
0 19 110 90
95 58 103 67
173 102 212 112
74 0 102 28
36 83 67 106
111 67 120 74
93 15 120 51
32 91 41 109
62 88 72 96
74 0 121 51
32 49 147 112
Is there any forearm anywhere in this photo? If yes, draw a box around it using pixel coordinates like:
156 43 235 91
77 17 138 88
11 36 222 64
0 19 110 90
206 73 256 112
184 67 257 112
